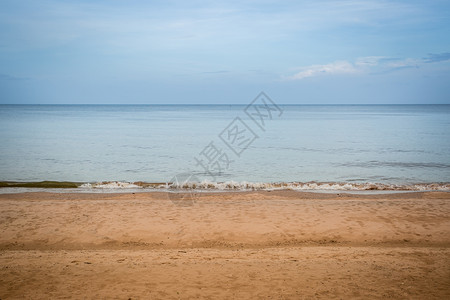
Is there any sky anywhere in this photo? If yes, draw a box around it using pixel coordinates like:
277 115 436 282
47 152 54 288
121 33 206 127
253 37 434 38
0 0 450 104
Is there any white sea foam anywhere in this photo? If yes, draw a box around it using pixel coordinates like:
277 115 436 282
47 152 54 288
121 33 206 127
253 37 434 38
1 181 448 194
164 180 450 191
80 182 142 189
76 180 450 192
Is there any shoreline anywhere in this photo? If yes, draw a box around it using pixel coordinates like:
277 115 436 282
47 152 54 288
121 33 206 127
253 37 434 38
1 180 450 193
1 188 445 195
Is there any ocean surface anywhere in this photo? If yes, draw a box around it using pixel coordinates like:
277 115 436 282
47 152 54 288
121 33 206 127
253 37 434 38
1 104 449 191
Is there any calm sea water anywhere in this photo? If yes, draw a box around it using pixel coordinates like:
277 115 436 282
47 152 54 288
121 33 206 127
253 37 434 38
1 104 449 187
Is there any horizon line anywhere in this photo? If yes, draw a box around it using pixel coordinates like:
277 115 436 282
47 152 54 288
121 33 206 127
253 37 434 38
1 103 449 106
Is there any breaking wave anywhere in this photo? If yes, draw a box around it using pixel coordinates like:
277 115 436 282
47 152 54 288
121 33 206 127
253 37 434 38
80 182 141 189
79 181 450 192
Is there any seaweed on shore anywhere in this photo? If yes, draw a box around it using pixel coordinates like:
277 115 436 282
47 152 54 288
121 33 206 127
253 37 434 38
0 181 81 188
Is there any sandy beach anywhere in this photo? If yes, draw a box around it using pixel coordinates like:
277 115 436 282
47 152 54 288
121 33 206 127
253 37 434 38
1 190 449 299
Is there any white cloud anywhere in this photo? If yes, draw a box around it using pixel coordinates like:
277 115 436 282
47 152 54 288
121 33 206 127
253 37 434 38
355 56 387 67
385 58 421 69
286 61 359 80
285 54 450 80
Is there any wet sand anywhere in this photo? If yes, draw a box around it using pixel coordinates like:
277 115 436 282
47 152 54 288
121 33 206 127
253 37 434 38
1 191 449 299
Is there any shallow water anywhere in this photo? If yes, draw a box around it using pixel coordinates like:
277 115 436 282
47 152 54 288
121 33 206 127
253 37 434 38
1 104 449 187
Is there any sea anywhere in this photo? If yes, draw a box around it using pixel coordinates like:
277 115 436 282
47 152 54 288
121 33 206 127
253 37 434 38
1 104 449 192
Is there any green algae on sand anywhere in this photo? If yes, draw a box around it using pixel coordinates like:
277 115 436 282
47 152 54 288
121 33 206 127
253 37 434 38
0 181 81 188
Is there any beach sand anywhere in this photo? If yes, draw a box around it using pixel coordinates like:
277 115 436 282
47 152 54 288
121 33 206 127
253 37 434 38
1 191 449 299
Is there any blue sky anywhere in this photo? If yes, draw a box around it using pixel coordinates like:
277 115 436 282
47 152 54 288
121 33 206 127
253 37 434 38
1 0 449 104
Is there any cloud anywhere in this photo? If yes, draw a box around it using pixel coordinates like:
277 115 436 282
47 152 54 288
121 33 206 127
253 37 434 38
285 53 449 80
424 53 450 63
384 59 419 68
0 74 30 81
355 56 388 67
286 61 358 80
201 70 229 74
